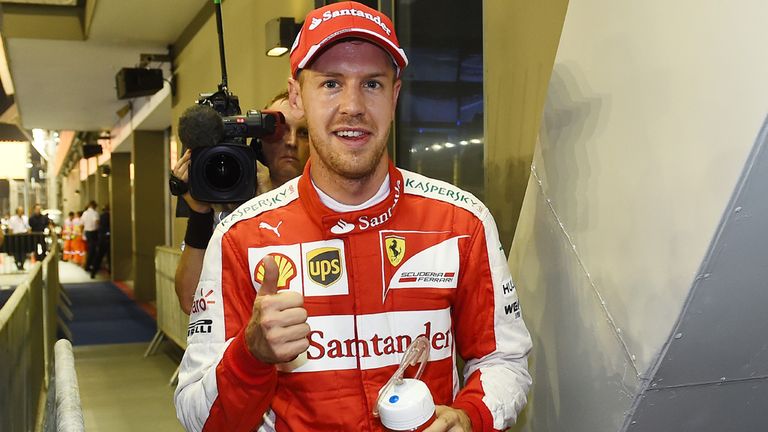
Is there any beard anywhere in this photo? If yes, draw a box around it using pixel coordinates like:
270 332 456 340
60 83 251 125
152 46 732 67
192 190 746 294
308 125 389 181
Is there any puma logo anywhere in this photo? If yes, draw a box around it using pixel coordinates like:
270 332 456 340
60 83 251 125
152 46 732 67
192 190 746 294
259 221 283 237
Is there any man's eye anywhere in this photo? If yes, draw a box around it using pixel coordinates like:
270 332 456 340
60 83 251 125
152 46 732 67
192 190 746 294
322 81 339 89
297 128 309 138
364 80 382 89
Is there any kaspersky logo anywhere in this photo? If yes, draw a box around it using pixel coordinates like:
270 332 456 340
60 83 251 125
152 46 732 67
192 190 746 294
309 8 392 35
253 253 297 290
306 247 342 286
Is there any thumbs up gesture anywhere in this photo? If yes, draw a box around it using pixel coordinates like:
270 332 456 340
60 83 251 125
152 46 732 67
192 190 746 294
245 255 310 363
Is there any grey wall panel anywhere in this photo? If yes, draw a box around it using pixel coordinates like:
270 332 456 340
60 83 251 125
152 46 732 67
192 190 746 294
626 379 768 432
624 117 768 430
510 173 639 432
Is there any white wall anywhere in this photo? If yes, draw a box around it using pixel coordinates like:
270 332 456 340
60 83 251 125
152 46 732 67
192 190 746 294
509 2 768 431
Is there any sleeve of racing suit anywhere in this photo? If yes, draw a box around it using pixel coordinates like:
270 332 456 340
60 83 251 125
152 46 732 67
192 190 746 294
451 209 533 432
174 229 278 432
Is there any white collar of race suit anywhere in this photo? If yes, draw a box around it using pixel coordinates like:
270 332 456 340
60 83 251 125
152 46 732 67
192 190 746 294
311 174 390 213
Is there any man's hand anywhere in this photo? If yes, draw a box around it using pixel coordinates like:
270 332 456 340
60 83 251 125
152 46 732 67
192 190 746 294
173 149 213 214
422 406 472 432
245 255 310 363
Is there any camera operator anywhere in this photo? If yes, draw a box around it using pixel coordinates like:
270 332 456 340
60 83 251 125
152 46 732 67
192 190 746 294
172 90 309 314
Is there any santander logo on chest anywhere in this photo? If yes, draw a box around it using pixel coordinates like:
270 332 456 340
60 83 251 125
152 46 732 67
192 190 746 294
329 180 401 236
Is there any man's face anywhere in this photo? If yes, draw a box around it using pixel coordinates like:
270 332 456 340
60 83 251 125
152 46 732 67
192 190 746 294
33 205 41 215
290 40 401 180
16 207 23 216
261 99 309 184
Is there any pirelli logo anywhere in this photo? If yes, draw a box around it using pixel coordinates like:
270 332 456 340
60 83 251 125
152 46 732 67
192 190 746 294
188 319 213 337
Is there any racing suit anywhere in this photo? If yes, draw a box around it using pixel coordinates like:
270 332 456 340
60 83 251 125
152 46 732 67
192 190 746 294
175 161 533 432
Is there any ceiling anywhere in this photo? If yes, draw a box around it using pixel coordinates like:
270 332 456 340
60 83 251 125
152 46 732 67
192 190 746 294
0 0 208 132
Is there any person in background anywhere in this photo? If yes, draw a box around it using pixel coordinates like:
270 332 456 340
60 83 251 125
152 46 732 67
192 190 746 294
1 212 10 261
174 3 532 431
71 211 85 266
90 205 111 279
28 204 51 261
81 201 99 272
8 206 29 270
171 89 309 314
62 212 75 262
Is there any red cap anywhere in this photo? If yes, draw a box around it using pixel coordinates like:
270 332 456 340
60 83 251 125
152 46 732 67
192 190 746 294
290 1 408 79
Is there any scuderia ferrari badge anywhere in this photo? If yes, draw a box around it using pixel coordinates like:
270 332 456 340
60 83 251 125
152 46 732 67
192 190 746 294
385 235 406 267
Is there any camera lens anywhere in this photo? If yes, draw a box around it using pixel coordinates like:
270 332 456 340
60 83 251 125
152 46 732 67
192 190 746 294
204 152 242 190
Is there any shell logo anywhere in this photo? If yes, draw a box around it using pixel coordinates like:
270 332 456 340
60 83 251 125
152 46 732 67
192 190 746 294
253 253 297 289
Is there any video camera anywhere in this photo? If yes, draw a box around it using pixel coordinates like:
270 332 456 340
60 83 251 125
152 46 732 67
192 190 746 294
178 1 284 204
180 90 284 203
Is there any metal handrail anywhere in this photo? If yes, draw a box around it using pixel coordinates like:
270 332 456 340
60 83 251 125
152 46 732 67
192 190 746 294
54 339 86 432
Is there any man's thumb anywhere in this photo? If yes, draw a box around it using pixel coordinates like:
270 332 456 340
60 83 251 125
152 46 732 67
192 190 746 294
257 255 279 296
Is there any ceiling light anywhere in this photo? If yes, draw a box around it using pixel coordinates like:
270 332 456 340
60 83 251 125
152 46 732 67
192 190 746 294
444 142 455 148
266 17 298 57
459 140 469 146
431 144 443 151
470 138 482 144
267 47 289 57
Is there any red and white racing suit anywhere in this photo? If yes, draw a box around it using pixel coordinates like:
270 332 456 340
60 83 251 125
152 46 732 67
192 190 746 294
175 161 532 432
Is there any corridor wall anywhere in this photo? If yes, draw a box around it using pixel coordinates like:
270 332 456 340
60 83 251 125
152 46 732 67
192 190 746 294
508 1 768 430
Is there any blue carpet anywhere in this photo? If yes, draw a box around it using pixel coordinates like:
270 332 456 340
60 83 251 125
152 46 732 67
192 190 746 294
64 282 157 346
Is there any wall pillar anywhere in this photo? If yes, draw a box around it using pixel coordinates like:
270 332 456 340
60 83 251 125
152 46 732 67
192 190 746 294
87 173 96 204
483 0 569 251
110 153 133 282
131 131 166 301
96 167 109 210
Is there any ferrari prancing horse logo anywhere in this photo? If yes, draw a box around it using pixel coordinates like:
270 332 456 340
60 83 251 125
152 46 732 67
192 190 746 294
385 235 406 267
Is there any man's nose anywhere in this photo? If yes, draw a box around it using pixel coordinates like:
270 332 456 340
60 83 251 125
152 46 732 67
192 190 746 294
284 130 297 148
339 85 365 118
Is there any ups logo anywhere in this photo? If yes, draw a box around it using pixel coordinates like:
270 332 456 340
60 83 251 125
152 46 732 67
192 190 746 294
306 247 342 286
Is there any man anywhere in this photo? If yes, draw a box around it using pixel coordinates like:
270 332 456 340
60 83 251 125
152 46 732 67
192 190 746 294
8 206 28 234
62 211 75 262
81 201 99 271
90 205 111 278
28 204 51 261
8 206 29 270
175 3 532 432
172 91 309 314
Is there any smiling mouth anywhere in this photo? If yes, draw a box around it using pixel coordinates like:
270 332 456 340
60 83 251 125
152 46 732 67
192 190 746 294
335 130 367 138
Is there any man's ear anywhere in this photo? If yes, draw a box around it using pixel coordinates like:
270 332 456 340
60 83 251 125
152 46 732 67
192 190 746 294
288 77 304 118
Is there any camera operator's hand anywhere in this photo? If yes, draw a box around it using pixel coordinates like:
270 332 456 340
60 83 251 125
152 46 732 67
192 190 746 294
173 149 212 214
245 255 310 364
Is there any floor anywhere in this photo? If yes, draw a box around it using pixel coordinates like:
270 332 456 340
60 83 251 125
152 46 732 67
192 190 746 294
75 343 184 432
58 261 185 432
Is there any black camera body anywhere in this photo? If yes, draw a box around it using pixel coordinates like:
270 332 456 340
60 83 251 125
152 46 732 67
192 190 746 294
185 89 284 204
